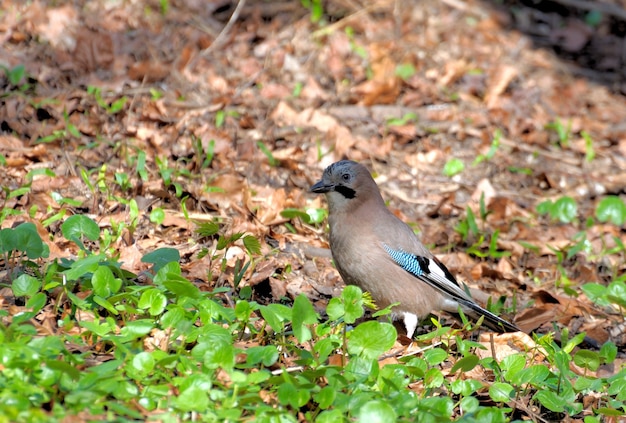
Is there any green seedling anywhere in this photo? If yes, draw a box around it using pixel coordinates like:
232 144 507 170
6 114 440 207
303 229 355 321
537 196 578 224
192 135 215 170
596 196 626 226
87 85 128 114
386 112 418 127
395 63 416 81
545 118 572 148
301 0 324 23
473 129 501 165
443 158 464 177
257 141 278 166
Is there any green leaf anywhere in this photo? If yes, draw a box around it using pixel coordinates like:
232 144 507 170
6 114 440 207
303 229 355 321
419 396 454 418
326 297 345 322
489 382 515 402
129 351 155 380
292 294 319 343
175 385 209 412
574 375 597 391
160 306 185 329
596 408 626 417
142 247 180 273
94 296 120 317
450 354 479 373
195 221 220 237
608 376 626 401
596 196 626 226
442 158 464 177
163 276 201 299
245 345 278 367
473 129 501 165
313 386 336 409
450 379 483 396
260 303 292 333
149 207 165 225
356 400 397 423
7 64 26 85
234 299 253 320
119 319 154 340
138 288 167 316
281 208 312 224
424 367 444 388
45 359 81 380
536 200 553 216
257 141 278 166
64 254 105 281
599 342 617 364
278 382 310 408
92 265 122 298
394 63 416 81
12 274 41 297
345 356 378 381
581 283 608 306
347 321 396 359
313 338 341 364
79 317 117 336
280 207 328 225
305 207 327 224
243 235 261 255
459 396 480 414
501 354 527 382
509 364 550 386
108 96 127 114
534 390 565 412
0 223 47 259
543 196 577 223
582 130 596 162
61 215 100 248
466 207 478 236
574 349 600 371
606 280 626 308
316 409 343 423
423 348 448 366
26 292 47 311
341 285 364 324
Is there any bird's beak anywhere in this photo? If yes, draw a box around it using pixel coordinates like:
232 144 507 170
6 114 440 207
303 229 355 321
310 179 333 193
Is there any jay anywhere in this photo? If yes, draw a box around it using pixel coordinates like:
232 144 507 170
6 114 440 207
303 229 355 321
311 160 520 337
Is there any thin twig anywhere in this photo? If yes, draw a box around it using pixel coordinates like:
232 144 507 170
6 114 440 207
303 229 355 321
311 2 384 39
188 0 247 69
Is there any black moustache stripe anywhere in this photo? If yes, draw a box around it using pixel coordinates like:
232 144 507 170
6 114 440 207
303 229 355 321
335 185 356 199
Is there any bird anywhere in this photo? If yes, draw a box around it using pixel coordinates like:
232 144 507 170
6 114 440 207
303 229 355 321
310 160 520 337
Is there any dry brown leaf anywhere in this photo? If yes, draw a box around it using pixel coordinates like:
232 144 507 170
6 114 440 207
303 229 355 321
476 332 544 362
36 5 79 50
260 83 292 100
117 244 145 273
72 28 114 72
128 60 171 82
485 64 518 109
439 59 469 87
352 42 400 105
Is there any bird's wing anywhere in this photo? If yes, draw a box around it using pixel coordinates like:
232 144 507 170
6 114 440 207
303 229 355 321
382 244 520 332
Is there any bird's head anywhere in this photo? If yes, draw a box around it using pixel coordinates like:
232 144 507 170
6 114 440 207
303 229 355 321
310 160 382 212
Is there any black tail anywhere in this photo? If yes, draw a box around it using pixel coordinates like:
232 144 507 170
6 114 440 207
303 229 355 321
462 300 520 333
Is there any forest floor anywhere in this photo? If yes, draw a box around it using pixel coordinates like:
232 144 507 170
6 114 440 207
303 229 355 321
1 0 626 421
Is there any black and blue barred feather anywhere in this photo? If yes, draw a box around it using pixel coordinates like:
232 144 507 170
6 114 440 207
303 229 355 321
382 244 519 332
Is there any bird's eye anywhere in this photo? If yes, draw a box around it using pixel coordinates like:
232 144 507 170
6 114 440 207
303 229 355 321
341 173 351 182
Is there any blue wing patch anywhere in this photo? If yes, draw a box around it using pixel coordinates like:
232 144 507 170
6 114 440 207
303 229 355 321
382 244 463 295
383 244 426 277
